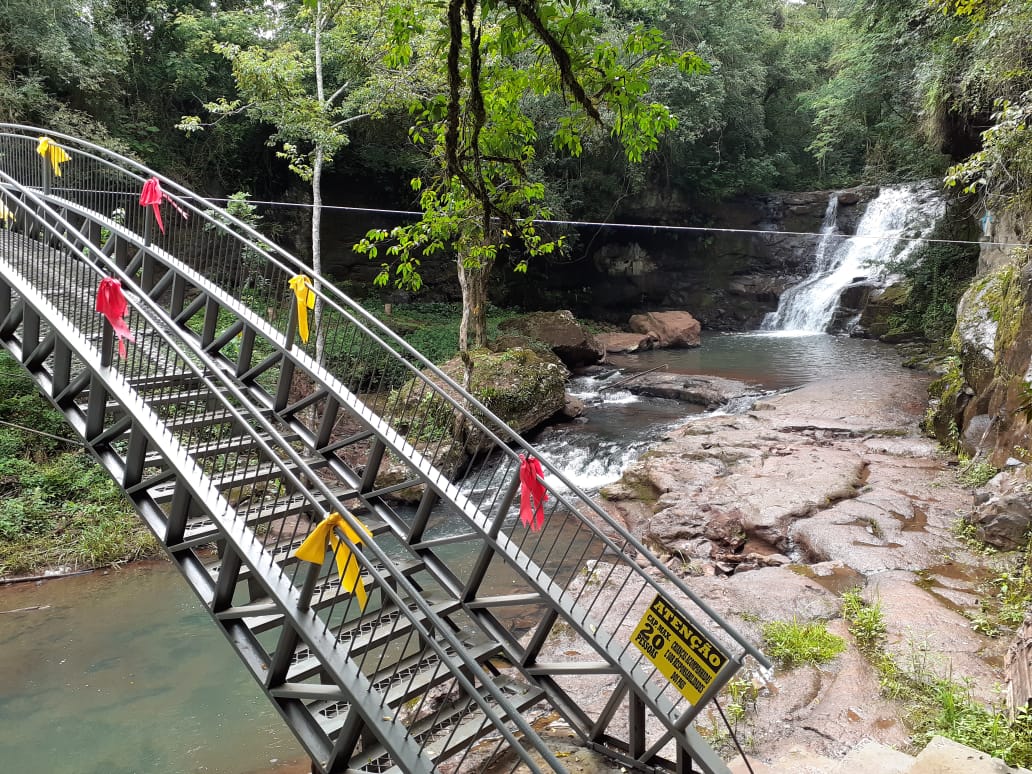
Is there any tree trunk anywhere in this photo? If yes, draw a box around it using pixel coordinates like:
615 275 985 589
312 142 325 365
457 257 490 354
312 0 326 365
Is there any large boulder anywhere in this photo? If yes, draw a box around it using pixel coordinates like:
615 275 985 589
498 310 603 368
969 468 1032 550
387 347 570 458
628 311 701 348
855 282 910 340
624 372 757 409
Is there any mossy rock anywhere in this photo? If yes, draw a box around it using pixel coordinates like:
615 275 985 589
388 347 570 457
858 282 910 339
925 357 969 449
497 311 603 368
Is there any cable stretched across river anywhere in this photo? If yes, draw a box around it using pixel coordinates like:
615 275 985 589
41 185 1029 251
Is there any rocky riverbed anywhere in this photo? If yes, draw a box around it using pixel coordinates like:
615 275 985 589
490 365 1015 772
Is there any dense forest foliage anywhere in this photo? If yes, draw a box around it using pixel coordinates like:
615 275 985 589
2 0 1029 354
2 0 1023 218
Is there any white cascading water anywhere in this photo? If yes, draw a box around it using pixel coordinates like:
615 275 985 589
762 183 946 333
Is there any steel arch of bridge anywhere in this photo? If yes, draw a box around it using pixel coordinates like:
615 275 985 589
0 125 768 774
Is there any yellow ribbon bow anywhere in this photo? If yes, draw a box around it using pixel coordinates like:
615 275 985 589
294 512 374 609
37 136 71 177
288 274 316 343
0 199 12 222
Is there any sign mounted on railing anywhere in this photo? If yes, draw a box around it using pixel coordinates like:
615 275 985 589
632 593 728 705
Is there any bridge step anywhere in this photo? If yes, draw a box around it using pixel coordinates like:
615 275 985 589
181 432 301 459
105 387 215 409
167 489 366 551
308 639 503 737
286 596 461 682
357 675 547 772
150 458 327 504
126 371 204 391
162 407 270 432
244 558 427 635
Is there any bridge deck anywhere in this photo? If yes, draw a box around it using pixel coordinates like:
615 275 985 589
0 124 767 774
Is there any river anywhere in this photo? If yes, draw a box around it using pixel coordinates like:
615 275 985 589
0 332 907 773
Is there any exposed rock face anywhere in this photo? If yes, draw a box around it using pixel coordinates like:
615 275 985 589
980 207 1027 273
1006 611 1032 712
605 372 968 576
498 310 604 368
955 271 1005 394
928 260 1032 468
495 186 881 331
591 241 656 276
628 311 701 348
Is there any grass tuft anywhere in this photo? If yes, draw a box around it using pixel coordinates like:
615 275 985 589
761 618 845 669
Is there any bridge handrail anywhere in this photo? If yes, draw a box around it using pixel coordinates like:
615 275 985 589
0 172 565 772
0 123 768 670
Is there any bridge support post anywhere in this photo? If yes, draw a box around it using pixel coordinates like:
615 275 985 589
677 745 696 774
629 693 646 759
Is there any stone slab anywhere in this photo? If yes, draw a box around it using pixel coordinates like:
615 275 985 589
834 739 914 774
910 735 1019 774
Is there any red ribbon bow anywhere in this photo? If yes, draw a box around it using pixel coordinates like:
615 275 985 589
139 177 188 234
518 454 548 531
95 277 136 359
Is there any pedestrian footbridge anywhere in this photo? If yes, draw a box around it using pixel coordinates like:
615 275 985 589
0 125 767 773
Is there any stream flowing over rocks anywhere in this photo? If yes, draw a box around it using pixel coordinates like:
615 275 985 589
500 362 1015 773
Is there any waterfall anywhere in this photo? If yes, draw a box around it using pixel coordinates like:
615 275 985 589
762 184 945 333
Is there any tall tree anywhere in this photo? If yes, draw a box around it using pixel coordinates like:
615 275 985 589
179 0 428 359
358 0 707 353
937 0 1032 220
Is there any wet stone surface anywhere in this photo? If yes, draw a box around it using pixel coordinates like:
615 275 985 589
580 368 1014 769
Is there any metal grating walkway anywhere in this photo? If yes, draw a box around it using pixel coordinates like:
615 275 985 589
0 124 768 774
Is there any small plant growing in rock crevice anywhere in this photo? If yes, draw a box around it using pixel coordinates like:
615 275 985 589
761 619 845 669
841 588 887 653
957 456 999 488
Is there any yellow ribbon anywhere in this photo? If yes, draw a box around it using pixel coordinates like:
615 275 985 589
288 274 316 343
0 199 12 222
294 512 374 609
37 136 71 177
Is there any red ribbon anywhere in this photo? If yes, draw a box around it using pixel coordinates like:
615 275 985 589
139 177 188 234
518 454 548 531
95 277 135 359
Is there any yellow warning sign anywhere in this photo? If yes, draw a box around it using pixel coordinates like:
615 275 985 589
631 593 728 705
